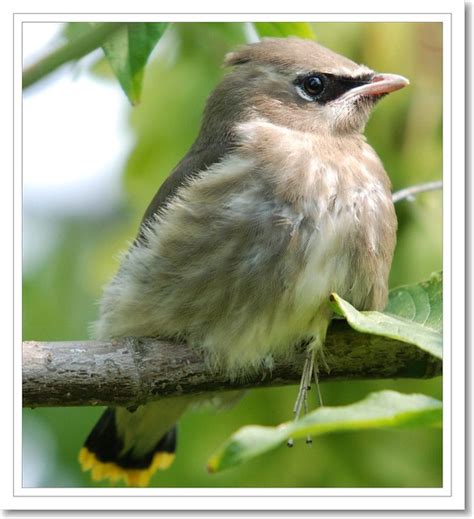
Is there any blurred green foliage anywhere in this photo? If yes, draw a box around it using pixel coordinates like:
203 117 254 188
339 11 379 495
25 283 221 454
254 22 316 39
22 22 443 488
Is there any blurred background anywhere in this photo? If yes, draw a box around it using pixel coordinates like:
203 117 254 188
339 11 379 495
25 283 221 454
22 22 443 488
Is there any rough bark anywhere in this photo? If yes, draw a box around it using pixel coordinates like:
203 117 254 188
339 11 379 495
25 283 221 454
22 320 441 408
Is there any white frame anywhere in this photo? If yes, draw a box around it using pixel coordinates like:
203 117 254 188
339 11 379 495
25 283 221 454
2 0 466 511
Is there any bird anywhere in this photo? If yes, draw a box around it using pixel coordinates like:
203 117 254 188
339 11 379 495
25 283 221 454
79 36 406 486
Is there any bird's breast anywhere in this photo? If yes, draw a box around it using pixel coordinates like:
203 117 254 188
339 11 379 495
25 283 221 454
252 128 396 315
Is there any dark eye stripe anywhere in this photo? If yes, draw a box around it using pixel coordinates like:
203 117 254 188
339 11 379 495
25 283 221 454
295 72 374 104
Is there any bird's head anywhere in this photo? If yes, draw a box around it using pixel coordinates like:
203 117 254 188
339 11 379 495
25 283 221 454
200 37 409 139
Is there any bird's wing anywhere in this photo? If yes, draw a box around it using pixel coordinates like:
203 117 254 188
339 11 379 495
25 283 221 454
137 142 231 241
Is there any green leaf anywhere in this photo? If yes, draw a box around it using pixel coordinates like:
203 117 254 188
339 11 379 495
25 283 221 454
208 391 442 473
385 272 442 332
330 272 442 359
102 22 169 104
253 22 315 40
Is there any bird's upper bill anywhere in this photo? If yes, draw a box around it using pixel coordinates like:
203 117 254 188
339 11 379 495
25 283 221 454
340 73 409 101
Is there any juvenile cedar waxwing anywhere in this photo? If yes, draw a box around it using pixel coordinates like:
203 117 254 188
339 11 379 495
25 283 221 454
79 37 407 486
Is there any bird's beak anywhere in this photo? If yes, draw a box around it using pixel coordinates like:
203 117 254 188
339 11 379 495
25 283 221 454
346 73 410 99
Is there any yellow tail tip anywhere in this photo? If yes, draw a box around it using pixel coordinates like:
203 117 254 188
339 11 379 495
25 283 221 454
78 447 175 487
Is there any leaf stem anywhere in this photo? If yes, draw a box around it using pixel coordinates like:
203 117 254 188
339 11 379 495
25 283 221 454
22 22 126 90
392 180 443 204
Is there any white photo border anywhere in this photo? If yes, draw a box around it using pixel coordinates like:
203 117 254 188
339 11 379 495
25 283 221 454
4 0 466 512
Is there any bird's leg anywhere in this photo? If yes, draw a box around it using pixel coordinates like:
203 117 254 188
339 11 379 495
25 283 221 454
287 348 315 447
286 344 330 447
313 354 324 408
294 349 314 419
303 377 312 445
303 351 314 444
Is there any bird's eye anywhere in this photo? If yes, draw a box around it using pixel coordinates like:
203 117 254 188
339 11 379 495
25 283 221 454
303 75 325 97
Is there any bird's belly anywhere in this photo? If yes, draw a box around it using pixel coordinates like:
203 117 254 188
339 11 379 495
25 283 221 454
269 215 359 347
200 210 368 374
292 211 362 316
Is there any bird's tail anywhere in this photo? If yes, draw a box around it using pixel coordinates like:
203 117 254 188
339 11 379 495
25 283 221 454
79 397 190 486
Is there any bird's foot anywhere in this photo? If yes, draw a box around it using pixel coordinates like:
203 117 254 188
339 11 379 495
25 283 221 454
287 348 325 447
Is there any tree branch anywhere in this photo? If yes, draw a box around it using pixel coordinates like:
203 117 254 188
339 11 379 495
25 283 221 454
22 320 441 408
392 180 443 204
23 23 126 90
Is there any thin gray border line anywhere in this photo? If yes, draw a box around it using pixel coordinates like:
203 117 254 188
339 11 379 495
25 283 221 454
15 13 451 500
15 12 453 15
449 6 452 502
12 11 16 503
0 512 467 518
16 15 451 501
464 2 472 512
16 14 450 500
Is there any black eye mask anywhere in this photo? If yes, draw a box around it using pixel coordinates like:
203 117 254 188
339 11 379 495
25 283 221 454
295 72 375 104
